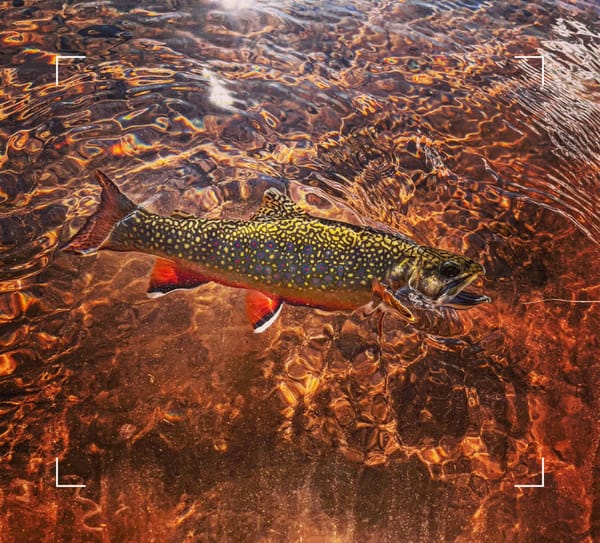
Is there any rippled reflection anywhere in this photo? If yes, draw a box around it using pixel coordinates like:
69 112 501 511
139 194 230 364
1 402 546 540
1 0 599 541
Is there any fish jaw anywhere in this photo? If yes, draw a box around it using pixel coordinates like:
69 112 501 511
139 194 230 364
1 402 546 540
443 290 491 308
435 270 490 308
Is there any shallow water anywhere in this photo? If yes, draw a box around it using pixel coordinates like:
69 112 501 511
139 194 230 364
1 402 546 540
1 0 599 541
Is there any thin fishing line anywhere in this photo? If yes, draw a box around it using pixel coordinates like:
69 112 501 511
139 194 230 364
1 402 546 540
523 298 600 305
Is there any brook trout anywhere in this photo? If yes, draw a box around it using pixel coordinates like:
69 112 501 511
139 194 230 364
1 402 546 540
66 171 490 332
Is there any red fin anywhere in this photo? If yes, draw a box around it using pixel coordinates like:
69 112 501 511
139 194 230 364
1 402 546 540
245 290 283 333
147 258 211 297
64 170 136 254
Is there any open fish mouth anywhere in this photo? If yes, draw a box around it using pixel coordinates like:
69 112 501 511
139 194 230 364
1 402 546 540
437 274 490 308
391 283 490 312
443 289 491 308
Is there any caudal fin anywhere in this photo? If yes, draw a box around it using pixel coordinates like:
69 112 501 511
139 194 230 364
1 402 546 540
64 170 136 254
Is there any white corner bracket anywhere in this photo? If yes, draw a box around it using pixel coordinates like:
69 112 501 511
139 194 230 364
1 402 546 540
514 54 545 88
55 55 86 86
515 457 545 488
55 457 86 488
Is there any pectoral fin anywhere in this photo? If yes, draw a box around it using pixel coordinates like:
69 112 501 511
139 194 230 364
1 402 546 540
147 258 211 297
245 290 283 333
371 279 415 322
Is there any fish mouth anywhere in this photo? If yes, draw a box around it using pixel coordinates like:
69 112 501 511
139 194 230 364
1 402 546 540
437 274 490 308
443 289 491 308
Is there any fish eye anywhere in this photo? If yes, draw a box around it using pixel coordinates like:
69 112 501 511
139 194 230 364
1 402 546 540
440 260 461 278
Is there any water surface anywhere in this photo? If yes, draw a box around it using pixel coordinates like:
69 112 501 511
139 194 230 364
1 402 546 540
1 0 599 541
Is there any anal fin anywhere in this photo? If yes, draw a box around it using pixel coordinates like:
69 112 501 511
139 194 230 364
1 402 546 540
245 290 283 333
148 257 211 297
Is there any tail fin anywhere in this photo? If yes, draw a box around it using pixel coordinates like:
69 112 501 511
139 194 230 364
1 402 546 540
64 170 136 254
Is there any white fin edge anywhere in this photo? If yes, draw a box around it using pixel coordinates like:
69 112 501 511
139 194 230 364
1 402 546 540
253 303 283 333
146 289 188 299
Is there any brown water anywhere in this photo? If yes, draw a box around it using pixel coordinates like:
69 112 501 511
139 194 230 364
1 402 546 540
1 0 599 541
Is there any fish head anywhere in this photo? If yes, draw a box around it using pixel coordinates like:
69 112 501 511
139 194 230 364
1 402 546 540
389 247 490 308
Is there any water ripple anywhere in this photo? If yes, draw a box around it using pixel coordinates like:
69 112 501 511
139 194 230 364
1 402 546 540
0 1 598 541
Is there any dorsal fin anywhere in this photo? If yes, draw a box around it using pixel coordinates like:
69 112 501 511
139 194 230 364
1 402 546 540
251 188 309 221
